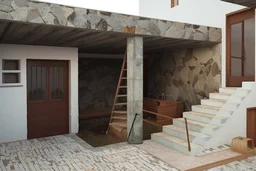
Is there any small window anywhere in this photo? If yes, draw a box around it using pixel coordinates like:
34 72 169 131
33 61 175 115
171 0 179 8
2 60 20 70
2 73 20 83
1 59 21 85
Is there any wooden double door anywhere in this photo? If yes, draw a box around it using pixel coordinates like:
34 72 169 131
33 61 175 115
27 60 69 139
226 9 255 87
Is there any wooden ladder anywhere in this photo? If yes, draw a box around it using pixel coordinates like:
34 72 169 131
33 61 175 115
107 52 128 141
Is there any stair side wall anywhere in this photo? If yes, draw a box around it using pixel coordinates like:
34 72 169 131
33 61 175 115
202 83 256 149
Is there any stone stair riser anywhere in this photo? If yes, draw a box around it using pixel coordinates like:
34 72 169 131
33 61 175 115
151 134 198 156
163 127 210 146
183 113 228 125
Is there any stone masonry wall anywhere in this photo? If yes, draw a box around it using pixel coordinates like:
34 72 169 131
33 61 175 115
0 0 221 42
79 59 122 111
148 44 221 111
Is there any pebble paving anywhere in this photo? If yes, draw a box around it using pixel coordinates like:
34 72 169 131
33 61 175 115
0 135 178 171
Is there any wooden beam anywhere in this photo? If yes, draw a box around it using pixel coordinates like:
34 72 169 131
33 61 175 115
186 153 255 171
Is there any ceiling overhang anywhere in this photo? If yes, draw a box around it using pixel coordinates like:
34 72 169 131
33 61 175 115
0 20 217 54
221 0 256 8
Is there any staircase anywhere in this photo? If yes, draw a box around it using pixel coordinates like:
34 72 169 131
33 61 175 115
151 82 256 156
107 53 128 141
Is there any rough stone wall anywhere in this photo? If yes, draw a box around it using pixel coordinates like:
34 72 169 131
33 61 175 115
79 59 122 111
148 43 221 111
0 0 221 42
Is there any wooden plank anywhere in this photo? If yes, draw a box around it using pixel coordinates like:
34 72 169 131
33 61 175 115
247 108 256 147
143 119 165 127
0 21 9 41
186 153 255 171
143 110 174 120
0 22 23 42
19 25 56 44
79 112 111 120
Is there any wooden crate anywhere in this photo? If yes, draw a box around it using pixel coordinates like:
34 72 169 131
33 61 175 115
143 98 184 124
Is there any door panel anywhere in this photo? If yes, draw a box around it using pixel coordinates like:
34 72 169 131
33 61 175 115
230 22 242 77
226 9 255 87
27 60 69 139
244 18 255 77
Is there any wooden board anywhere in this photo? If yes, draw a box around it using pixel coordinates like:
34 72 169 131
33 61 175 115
247 107 256 147
143 98 184 123
79 107 112 120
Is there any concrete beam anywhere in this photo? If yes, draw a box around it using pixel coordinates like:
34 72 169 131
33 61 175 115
127 36 143 144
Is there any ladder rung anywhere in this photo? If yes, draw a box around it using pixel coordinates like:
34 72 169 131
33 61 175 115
113 111 127 114
115 103 127 106
112 116 127 120
119 86 127 88
117 95 127 97
109 122 127 128
121 77 127 79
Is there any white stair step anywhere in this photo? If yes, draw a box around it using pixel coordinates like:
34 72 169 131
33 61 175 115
183 111 228 125
114 103 127 106
201 99 239 110
109 122 127 128
151 132 202 155
242 82 254 90
210 93 244 103
113 111 127 114
173 118 220 134
163 125 210 145
201 99 226 107
192 105 233 116
219 87 237 94
209 92 231 100
220 87 250 97
112 116 127 120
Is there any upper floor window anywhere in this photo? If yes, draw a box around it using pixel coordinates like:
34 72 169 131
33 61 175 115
171 0 179 8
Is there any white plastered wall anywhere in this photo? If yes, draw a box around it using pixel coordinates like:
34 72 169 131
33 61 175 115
33 0 140 16
0 44 78 143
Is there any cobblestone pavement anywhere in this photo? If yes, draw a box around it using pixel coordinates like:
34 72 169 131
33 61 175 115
0 135 178 171
206 156 256 171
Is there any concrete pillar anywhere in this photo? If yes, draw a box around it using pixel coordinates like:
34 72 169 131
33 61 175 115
127 36 143 144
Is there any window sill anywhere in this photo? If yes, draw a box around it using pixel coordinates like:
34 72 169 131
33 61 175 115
0 84 23 88
2 70 21 73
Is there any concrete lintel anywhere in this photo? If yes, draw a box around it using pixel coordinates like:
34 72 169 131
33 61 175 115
127 36 143 144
